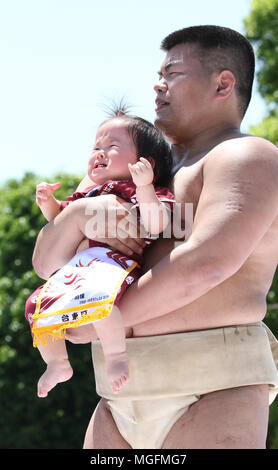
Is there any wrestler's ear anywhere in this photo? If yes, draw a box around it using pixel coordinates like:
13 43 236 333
215 70 235 99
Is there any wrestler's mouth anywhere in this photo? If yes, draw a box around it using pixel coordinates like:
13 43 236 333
155 98 169 112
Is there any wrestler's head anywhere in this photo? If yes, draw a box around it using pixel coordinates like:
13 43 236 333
88 107 172 186
154 25 255 142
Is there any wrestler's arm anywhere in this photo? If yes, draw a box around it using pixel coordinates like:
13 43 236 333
119 136 278 327
32 194 145 280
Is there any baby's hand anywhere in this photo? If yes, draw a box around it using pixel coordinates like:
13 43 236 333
128 157 154 188
36 182 61 207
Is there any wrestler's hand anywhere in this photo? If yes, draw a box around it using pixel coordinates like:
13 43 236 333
36 181 61 207
128 157 154 188
83 194 147 257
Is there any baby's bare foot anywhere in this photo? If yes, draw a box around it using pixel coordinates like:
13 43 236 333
105 352 129 394
37 359 73 398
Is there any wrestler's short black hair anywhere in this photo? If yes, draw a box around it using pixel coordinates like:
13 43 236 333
103 101 173 187
161 25 255 118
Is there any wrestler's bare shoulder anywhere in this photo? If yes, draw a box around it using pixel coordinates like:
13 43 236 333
205 134 278 167
172 133 278 219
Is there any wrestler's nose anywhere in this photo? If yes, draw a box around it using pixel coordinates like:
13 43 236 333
154 77 168 94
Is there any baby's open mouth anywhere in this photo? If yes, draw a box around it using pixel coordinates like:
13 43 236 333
94 162 107 169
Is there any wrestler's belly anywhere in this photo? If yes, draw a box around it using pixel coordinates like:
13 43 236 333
131 284 267 338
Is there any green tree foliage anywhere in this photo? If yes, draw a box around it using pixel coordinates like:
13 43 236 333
244 0 278 105
244 0 278 449
249 109 278 146
0 172 99 449
244 0 278 143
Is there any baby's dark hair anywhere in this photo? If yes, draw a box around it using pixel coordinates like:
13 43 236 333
103 100 173 187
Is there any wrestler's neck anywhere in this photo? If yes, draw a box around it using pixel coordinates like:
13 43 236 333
170 119 243 168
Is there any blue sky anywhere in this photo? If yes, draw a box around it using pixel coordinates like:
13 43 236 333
0 0 265 183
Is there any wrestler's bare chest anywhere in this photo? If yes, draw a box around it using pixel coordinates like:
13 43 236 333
138 157 205 277
170 157 204 215
130 158 206 337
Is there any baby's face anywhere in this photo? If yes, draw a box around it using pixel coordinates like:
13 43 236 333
88 119 138 184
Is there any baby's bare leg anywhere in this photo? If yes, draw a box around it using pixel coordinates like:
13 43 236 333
37 338 73 398
93 306 129 394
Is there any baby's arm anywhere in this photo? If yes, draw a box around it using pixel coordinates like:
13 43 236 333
128 158 169 235
36 182 62 221
36 181 89 251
